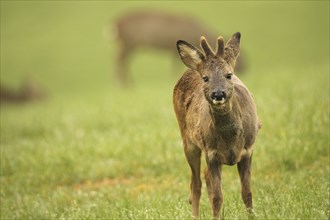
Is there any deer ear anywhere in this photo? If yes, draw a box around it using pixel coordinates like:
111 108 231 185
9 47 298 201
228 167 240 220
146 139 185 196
177 40 205 70
224 32 241 68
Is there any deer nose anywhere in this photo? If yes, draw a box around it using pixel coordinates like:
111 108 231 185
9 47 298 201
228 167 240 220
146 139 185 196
211 91 227 101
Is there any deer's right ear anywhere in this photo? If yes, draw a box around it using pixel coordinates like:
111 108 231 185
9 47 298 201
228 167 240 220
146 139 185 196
177 40 205 70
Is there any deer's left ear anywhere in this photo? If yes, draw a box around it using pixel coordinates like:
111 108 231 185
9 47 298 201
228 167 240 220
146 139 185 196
177 40 205 70
224 32 241 68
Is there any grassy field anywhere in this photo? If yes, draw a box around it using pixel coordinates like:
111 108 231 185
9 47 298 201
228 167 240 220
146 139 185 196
1 1 329 219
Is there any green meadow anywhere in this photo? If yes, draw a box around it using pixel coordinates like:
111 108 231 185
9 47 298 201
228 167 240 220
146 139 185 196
0 1 329 219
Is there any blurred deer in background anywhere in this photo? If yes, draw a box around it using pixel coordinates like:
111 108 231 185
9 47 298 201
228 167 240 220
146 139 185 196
107 10 246 85
0 78 46 105
173 32 260 219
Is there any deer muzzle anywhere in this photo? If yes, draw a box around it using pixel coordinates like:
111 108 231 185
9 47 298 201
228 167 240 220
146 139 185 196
211 91 227 105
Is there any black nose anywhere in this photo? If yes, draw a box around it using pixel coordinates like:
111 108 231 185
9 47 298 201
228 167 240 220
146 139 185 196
211 91 226 101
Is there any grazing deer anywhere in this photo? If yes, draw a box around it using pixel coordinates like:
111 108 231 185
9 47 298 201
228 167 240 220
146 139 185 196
173 32 260 219
109 10 246 85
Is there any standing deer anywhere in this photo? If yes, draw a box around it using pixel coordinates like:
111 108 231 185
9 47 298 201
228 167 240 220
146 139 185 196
173 32 260 219
109 10 246 85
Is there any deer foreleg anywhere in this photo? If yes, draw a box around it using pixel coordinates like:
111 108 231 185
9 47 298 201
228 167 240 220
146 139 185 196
207 156 223 219
237 154 253 211
116 43 132 86
184 144 202 219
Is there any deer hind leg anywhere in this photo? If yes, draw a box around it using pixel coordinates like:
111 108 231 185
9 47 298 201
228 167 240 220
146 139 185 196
184 143 202 219
237 154 253 211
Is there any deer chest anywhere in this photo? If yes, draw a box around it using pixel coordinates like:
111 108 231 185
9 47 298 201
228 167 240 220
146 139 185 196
203 123 245 165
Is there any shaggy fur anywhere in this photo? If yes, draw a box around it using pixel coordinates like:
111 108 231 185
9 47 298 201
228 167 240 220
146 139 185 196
173 33 260 219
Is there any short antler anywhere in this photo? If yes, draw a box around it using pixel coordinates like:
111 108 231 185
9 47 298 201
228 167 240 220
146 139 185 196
216 36 225 57
200 36 214 58
200 36 226 58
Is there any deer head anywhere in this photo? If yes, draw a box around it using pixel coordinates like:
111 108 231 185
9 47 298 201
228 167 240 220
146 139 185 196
177 32 241 115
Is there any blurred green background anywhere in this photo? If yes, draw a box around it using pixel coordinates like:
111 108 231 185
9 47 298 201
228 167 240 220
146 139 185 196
1 1 328 91
1 1 329 219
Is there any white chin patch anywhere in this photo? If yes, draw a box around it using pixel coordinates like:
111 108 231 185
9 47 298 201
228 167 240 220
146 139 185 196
212 98 225 105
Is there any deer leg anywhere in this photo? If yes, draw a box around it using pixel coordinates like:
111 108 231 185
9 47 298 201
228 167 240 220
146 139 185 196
116 43 132 86
207 156 223 219
204 167 213 205
184 144 202 219
237 155 253 211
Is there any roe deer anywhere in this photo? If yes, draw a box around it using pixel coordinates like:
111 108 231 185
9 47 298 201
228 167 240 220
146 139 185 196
173 32 260 219
109 10 246 85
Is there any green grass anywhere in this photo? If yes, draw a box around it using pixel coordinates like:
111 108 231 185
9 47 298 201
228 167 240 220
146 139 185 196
1 1 329 219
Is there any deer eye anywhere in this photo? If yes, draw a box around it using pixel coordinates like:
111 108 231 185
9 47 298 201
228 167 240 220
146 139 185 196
202 76 209 82
226 73 233 80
